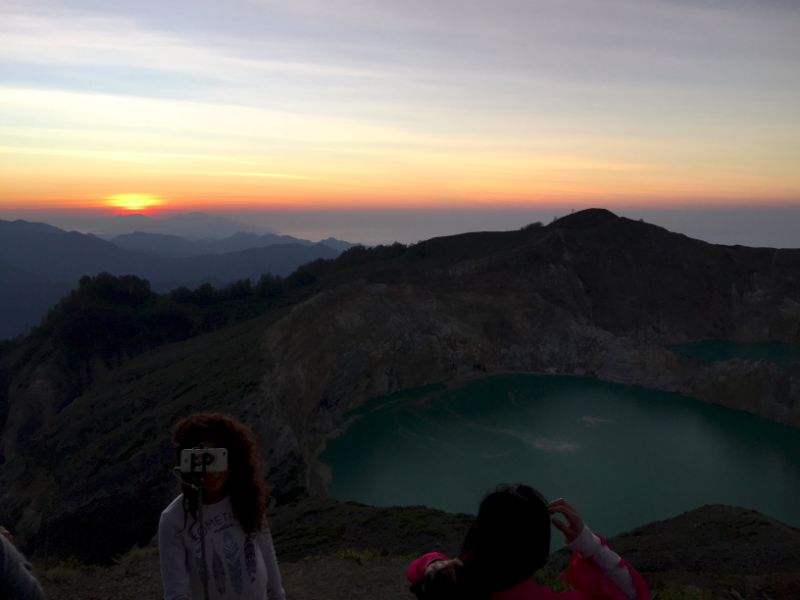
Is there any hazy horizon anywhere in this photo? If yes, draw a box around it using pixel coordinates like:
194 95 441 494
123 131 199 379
1 204 798 248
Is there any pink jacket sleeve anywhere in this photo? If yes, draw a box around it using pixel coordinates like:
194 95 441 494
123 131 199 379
561 533 651 600
406 552 450 583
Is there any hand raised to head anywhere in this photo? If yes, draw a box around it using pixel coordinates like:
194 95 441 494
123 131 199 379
547 498 585 544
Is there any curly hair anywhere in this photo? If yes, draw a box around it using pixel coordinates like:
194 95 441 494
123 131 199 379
173 412 270 533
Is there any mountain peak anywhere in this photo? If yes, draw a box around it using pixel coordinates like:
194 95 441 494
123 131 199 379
551 208 619 229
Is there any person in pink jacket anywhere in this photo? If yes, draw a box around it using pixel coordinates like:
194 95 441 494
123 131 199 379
407 484 650 600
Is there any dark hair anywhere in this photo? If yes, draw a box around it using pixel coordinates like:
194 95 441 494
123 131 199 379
411 483 550 600
173 412 270 533
412 484 550 600
462 484 551 593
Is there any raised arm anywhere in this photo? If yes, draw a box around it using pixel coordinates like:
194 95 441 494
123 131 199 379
549 499 650 600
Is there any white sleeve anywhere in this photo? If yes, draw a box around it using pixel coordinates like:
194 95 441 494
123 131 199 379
158 511 193 600
256 530 286 600
568 526 638 600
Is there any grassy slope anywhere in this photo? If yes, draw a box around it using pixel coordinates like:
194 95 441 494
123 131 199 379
37 499 800 600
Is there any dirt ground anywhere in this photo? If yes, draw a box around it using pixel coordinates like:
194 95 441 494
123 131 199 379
36 499 800 600
39 549 414 600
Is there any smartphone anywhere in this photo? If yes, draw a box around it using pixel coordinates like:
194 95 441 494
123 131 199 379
180 448 228 474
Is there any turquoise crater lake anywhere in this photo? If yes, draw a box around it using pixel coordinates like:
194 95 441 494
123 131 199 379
321 375 800 537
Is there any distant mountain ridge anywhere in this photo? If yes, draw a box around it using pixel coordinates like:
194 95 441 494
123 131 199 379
1 208 799 565
110 230 354 258
0 218 347 338
85 211 270 239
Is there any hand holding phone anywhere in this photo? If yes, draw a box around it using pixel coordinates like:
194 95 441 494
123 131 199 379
180 448 228 474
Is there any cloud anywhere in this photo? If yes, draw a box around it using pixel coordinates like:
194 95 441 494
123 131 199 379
135 169 320 180
5 0 799 95
254 0 800 79
0 86 464 147
0 6 384 84
1 0 798 208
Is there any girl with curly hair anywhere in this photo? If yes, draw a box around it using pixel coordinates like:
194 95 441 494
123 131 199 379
158 413 285 600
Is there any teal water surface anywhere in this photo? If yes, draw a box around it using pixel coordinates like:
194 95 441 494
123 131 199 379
321 375 800 538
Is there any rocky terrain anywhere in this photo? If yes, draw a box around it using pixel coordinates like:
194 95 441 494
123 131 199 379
35 500 800 600
1 209 799 562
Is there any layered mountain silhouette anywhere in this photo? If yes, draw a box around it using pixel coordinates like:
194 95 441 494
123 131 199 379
77 211 270 239
0 209 798 563
110 230 353 257
0 219 349 338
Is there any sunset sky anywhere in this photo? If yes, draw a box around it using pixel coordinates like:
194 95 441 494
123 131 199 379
1 0 799 222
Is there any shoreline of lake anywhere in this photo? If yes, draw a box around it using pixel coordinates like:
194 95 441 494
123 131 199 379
318 372 800 538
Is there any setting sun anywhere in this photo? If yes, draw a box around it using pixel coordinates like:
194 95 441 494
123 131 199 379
105 193 165 211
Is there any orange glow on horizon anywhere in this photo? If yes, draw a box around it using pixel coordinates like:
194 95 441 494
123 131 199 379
1 189 799 215
104 193 166 211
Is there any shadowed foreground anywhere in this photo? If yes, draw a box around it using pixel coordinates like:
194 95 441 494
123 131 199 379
37 499 800 600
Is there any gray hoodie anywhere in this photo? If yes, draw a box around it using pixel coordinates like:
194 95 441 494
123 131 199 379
158 495 285 600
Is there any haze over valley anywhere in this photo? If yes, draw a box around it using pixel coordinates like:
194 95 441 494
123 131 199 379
0 212 353 338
